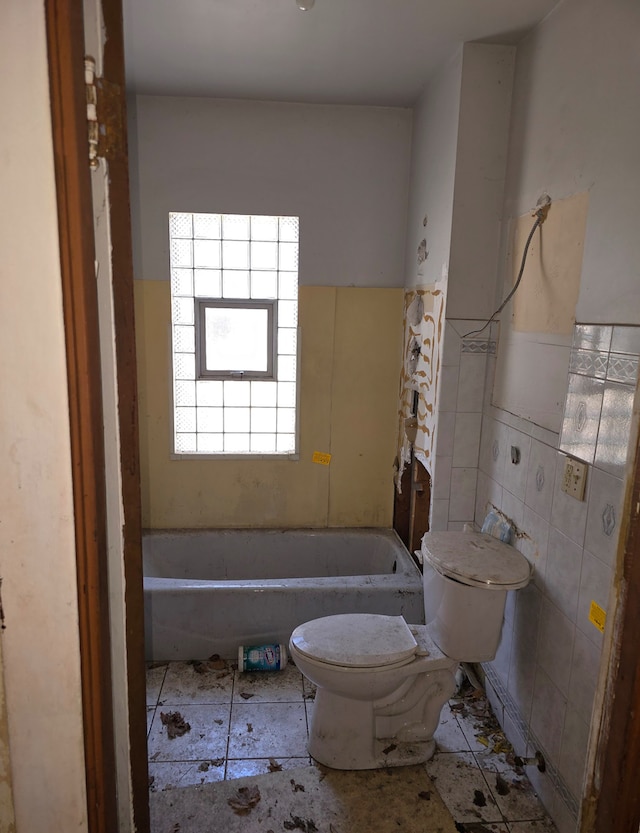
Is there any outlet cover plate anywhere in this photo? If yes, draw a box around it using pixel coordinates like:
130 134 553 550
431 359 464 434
561 456 587 501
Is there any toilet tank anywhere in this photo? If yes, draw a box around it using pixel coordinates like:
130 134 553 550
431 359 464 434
422 561 507 662
421 531 531 663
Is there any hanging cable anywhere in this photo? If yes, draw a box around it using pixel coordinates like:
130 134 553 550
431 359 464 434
463 199 551 339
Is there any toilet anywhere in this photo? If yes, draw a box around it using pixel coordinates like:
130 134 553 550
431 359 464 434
289 530 531 770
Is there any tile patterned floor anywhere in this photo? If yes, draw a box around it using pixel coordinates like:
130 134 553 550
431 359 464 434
147 659 557 832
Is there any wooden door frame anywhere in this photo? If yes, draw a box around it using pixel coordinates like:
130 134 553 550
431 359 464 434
45 0 149 831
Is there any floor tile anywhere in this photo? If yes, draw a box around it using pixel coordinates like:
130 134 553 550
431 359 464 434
509 820 558 832
228 702 308 759
147 703 231 761
233 663 304 703
159 660 234 705
148 759 226 792
146 662 168 705
425 751 504 824
225 755 311 779
452 690 507 753
434 703 472 753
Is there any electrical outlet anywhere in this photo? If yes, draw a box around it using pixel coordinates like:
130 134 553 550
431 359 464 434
561 456 587 501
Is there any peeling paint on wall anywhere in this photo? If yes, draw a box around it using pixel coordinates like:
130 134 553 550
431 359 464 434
395 285 445 488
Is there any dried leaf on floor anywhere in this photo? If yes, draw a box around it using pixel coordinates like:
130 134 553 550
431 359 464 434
495 773 510 795
208 653 228 670
283 814 318 832
198 762 210 772
214 719 224 725
268 758 283 772
418 790 431 801
189 660 209 674
247 723 253 732
227 785 261 815
475 735 489 747
382 743 397 755
290 778 305 792
240 692 254 700
211 757 225 767
160 711 191 739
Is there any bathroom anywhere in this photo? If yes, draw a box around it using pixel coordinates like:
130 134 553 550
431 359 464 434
2 0 639 831
131 0 639 827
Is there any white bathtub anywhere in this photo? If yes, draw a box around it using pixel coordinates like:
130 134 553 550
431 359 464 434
143 528 424 660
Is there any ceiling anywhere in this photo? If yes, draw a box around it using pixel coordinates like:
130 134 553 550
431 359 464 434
122 0 560 107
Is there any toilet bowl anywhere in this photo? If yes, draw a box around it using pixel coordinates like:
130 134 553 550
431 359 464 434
289 530 531 770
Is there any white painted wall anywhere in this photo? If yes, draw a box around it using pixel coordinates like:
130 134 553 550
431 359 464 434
129 96 413 287
0 2 88 831
403 48 463 289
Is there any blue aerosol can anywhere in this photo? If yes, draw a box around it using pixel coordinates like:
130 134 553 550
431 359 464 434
237 643 288 672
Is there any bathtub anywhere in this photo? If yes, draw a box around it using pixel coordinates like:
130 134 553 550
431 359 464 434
143 528 424 660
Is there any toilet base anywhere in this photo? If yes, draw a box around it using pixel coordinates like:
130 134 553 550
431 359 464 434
310 735 437 770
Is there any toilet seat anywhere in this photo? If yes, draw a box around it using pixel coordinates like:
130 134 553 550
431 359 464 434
421 531 531 590
290 613 418 668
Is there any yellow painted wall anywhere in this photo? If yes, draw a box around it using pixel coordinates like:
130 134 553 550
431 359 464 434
134 281 403 528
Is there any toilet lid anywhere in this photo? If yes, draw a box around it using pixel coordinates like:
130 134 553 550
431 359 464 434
421 531 531 589
290 614 418 668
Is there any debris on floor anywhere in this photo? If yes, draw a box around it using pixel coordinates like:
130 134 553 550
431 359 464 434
227 784 261 815
268 758 283 772
160 710 191 739
283 813 318 832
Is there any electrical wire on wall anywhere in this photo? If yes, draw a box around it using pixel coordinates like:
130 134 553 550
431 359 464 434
463 195 551 339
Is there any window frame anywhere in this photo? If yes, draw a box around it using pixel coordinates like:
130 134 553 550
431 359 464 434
195 298 278 381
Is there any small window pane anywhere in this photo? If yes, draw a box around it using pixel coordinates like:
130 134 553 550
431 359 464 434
169 213 193 238
171 268 193 297
251 381 277 407
170 238 192 267
222 240 250 269
172 297 195 325
194 269 222 298
193 213 221 239
250 241 278 270
175 353 196 380
277 382 296 407
276 433 296 453
278 300 298 328
277 408 296 433
223 214 251 240
175 407 196 432
278 273 298 300
173 325 195 353
251 434 277 453
251 215 278 241
251 407 277 433
197 407 223 433
224 408 251 432
204 307 269 372
279 216 299 242
196 380 223 406
278 242 298 271
194 239 221 269
222 270 250 299
197 433 224 453
278 328 297 355
224 380 251 406
175 380 196 406
224 434 251 453
278 355 296 382
250 271 278 299
175 433 197 452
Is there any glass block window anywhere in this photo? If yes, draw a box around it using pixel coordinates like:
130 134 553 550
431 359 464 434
169 212 299 456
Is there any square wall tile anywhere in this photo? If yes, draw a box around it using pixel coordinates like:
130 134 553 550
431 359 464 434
568 628 602 724
584 467 625 568
572 324 612 353
433 455 453 500
453 412 482 467
558 707 590 803
524 438 558 521
611 324 640 355
545 528 583 623
457 353 487 412
550 452 589 548
594 381 634 477
530 668 567 764
479 417 508 484
537 598 575 698
577 549 613 649
559 374 604 465
449 467 478 522
503 428 531 502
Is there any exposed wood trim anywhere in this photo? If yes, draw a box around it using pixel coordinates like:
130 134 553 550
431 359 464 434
100 0 150 829
44 1 118 831
586 422 640 833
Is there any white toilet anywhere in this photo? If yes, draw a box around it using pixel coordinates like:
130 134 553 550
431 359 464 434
289 530 531 770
